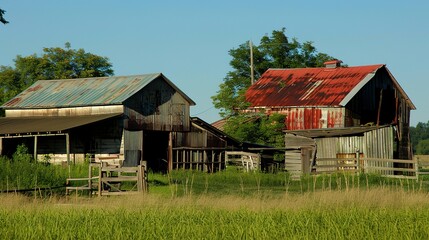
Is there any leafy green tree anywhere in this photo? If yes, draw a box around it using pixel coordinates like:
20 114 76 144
0 43 114 107
213 28 335 147
410 121 429 153
416 139 429 155
224 113 286 149
0 8 8 24
212 28 334 118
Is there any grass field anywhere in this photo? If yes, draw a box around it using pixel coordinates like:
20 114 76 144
2 156 429 239
1 188 429 239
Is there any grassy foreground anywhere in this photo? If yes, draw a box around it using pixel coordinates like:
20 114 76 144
1 188 429 239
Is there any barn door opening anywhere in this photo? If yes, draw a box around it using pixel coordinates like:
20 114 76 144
143 131 169 172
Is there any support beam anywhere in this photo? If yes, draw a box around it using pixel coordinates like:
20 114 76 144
34 136 38 161
168 132 173 172
66 133 70 165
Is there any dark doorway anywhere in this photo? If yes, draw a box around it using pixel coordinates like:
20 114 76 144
143 131 169 172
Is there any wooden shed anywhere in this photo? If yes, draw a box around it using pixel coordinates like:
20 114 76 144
172 117 242 172
0 73 196 172
284 125 396 177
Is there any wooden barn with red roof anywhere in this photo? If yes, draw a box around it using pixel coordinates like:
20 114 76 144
245 60 416 171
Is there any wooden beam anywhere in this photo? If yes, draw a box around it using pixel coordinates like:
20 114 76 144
65 133 70 165
33 135 38 161
168 132 173 172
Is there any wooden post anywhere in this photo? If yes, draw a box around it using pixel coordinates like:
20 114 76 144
212 151 215 172
66 133 70 165
415 159 419 182
203 150 207 172
301 147 310 174
88 163 92 196
98 162 102 197
219 152 223 170
168 132 173 172
34 136 38 161
141 161 148 192
137 164 143 192
356 150 361 174
182 150 185 170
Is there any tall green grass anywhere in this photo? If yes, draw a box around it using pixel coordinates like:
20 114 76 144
149 169 429 197
0 144 89 194
1 189 429 239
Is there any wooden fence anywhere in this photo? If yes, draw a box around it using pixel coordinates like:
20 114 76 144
172 148 226 172
66 161 148 196
313 156 418 180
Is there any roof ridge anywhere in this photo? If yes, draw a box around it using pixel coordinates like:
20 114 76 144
37 73 163 82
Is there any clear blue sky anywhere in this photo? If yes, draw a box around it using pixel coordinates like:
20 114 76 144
1 1 428 126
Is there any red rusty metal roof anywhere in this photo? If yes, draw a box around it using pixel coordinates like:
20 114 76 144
246 64 385 107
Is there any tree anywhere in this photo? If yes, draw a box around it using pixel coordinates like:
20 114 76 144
410 121 429 153
212 28 334 118
223 113 286 160
0 43 114 107
416 139 429 155
212 28 335 147
0 8 9 24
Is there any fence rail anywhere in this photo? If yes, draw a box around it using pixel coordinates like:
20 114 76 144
313 157 419 180
66 161 148 196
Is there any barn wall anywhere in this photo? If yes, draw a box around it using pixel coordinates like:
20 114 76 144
316 136 364 158
313 126 394 159
173 123 227 148
260 107 345 130
124 77 191 132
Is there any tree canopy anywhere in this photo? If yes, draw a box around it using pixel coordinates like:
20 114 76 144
211 28 334 118
410 121 429 154
0 43 114 107
212 28 336 148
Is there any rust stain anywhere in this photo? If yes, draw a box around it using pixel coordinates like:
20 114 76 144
27 85 43 92
3 97 22 106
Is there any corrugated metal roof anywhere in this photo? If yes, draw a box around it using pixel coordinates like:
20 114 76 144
246 64 385 107
0 113 121 135
2 73 195 109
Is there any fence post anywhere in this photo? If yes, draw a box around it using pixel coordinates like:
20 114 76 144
415 158 419 182
356 150 361 174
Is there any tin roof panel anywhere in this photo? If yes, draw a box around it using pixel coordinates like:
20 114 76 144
246 64 385 107
2 73 195 109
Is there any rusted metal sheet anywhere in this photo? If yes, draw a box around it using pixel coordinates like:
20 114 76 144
274 107 344 130
2 73 195 109
246 64 384 107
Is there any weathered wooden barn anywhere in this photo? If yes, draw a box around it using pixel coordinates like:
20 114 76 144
245 60 416 161
0 73 203 171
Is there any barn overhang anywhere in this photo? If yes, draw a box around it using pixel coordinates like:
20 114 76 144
285 124 391 138
0 113 122 136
